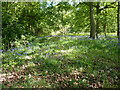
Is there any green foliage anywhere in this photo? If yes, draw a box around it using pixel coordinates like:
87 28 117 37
2 2 118 49
2 34 119 88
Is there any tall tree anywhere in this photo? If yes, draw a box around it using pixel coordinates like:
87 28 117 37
117 1 120 39
103 10 107 37
96 2 100 38
117 1 120 74
94 2 116 38
89 2 96 39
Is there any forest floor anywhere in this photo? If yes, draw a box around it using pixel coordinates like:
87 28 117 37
1 33 120 88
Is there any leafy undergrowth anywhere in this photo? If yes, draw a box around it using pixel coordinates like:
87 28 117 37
1 35 120 88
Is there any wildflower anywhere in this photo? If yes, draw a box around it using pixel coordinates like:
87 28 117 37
15 53 22 56
76 60 80 62
23 52 28 55
0 49 3 53
18 53 22 56
46 53 50 55
11 48 16 51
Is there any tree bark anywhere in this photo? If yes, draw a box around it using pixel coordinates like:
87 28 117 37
96 2 100 38
117 2 120 39
103 23 107 37
90 2 96 39
117 1 120 76
103 10 107 37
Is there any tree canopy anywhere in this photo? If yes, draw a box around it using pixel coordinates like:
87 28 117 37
2 2 119 49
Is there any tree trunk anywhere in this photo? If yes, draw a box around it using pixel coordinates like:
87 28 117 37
117 2 120 39
96 2 100 38
90 2 96 39
103 23 107 37
103 10 107 37
117 1 120 75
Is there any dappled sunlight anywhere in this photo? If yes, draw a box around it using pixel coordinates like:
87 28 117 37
3 34 118 88
2 1 119 88
60 48 74 53
2 34 119 88
21 55 34 60
27 61 36 67
51 30 62 35
51 26 70 36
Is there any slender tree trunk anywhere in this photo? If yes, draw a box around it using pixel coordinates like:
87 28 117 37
90 2 96 39
117 1 120 39
103 23 107 37
103 10 107 37
96 2 100 38
117 1 120 79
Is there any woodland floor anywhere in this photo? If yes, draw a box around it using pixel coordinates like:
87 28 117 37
1 34 120 88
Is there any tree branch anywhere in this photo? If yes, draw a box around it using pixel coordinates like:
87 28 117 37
99 2 116 11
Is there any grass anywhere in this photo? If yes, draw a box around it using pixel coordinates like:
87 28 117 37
1 33 119 88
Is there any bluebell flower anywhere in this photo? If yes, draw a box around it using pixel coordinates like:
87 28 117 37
53 52 57 55
11 48 17 51
15 53 22 56
0 49 3 53
23 52 28 55
46 53 50 55
7 49 11 52
28 43 31 45
71 35 74 38
18 53 22 56
76 60 80 62
37 37 43 38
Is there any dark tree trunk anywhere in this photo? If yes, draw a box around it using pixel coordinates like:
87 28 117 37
96 2 100 39
117 2 120 39
117 1 120 80
103 10 107 37
103 23 107 37
90 2 96 39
